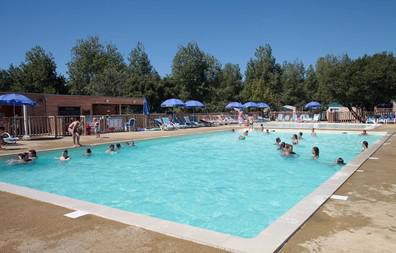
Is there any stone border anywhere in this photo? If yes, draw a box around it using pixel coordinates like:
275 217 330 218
0 130 391 253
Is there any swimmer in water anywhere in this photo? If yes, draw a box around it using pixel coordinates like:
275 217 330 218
238 135 246 140
298 132 303 140
116 143 121 150
28 149 37 160
311 128 317 137
312 146 319 160
360 130 368 136
336 157 346 165
275 137 281 147
362 141 368 151
106 144 116 154
282 144 296 156
292 134 299 145
60 149 70 161
126 140 135 146
84 148 92 156
266 129 270 134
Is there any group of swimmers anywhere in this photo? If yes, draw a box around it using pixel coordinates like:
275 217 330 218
235 127 370 165
59 140 135 161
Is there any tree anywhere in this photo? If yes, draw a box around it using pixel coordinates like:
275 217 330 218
171 42 222 104
242 44 282 104
303 65 318 102
214 63 243 109
67 36 126 95
124 42 162 110
2 47 66 94
0 69 13 92
280 60 305 106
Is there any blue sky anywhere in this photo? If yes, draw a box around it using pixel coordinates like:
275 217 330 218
1 0 395 77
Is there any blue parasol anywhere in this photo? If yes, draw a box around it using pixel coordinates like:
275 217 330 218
257 102 270 108
185 100 205 108
243 102 258 108
160 98 185 108
305 101 321 109
225 102 243 109
143 97 150 116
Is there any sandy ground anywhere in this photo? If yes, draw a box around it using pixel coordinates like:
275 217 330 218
1 124 395 253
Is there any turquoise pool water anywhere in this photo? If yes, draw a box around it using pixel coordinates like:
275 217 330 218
0 130 381 238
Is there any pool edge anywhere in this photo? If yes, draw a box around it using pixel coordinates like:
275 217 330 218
0 131 391 253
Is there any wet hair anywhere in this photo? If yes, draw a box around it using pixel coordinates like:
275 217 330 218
18 153 25 159
29 150 37 158
293 134 298 139
86 148 92 154
109 144 115 151
62 149 69 158
279 142 286 149
23 152 32 162
116 143 121 149
336 157 345 165
312 146 319 157
299 132 303 137
275 137 281 143
362 141 368 148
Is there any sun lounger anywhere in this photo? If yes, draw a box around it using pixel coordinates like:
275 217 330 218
199 119 214 127
154 118 175 131
173 117 189 128
366 115 376 124
1 132 18 144
124 118 136 131
276 114 284 121
184 116 198 127
301 114 312 122
284 115 290 121
312 114 320 122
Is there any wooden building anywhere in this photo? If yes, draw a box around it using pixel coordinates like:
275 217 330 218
0 92 144 117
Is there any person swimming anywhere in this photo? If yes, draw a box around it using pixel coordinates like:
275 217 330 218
362 141 368 151
7 153 32 165
292 134 299 145
336 157 346 165
238 135 246 140
126 140 135 146
311 128 317 137
360 130 368 136
60 149 70 161
243 130 249 136
116 143 121 150
84 148 92 156
275 137 281 147
266 129 270 134
298 132 303 140
28 149 37 160
231 128 235 132
312 146 319 159
282 144 296 156
106 144 116 154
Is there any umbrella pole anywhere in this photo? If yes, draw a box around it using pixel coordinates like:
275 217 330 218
13 104 16 136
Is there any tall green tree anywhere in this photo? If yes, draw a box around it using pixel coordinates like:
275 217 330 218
280 60 305 105
215 63 243 108
124 42 161 110
2 47 66 94
0 69 13 92
242 44 282 104
67 36 126 95
171 42 222 104
303 64 318 102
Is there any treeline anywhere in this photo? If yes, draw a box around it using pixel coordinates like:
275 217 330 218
1 36 396 117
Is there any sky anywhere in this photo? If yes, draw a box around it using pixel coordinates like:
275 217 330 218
1 0 395 77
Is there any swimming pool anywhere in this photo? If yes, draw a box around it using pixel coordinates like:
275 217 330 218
0 130 381 238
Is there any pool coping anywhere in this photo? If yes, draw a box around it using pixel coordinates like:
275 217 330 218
0 130 391 253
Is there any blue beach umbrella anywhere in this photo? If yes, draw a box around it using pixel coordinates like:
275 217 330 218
0 93 36 106
143 97 150 116
305 101 321 109
185 100 205 108
243 102 258 108
160 98 185 108
225 102 243 109
257 102 270 109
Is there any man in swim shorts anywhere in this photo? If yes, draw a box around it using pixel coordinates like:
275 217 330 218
68 120 82 147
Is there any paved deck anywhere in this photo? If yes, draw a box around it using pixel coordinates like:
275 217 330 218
1 124 395 253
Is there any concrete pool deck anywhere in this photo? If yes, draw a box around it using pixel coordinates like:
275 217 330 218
0 124 395 252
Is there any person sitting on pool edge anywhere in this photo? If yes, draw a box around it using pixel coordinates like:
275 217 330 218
336 157 346 165
60 149 70 161
362 141 368 151
292 134 299 145
311 128 317 137
312 146 319 160
106 144 116 154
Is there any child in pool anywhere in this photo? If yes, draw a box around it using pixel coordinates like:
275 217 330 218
60 149 70 161
298 132 303 140
312 146 319 160
84 148 92 156
362 141 368 151
126 140 135 146
311 128 317 137
275 137 281 147
282 144 296 156
116 143 121 150
336 157 346 165
292 134 299 145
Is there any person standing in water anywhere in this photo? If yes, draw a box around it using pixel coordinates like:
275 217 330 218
312 146 319 159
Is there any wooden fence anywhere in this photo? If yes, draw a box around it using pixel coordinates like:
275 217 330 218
1 110 394 138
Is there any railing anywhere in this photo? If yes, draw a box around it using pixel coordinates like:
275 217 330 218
1 110 394 138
